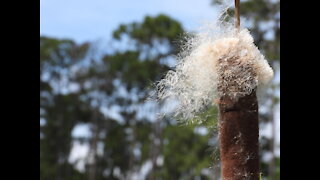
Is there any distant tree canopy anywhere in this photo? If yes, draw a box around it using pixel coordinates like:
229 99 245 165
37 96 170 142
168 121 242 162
40 14 215 180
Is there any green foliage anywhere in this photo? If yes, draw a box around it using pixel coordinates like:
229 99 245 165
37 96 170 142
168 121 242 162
40 14 195 180
40 94 94 180
104 121 131 172
40 37 94 180
104 51 169 90
187 107 218 129
160 125 212 180
40 36 89 67
113 14 183 44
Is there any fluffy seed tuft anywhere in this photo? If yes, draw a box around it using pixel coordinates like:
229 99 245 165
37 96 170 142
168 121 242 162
156 23 273 121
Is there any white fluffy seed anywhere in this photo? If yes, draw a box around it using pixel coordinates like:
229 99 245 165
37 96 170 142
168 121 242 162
156 23 273 121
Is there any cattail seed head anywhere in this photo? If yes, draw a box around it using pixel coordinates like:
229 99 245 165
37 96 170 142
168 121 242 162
156 24 273 121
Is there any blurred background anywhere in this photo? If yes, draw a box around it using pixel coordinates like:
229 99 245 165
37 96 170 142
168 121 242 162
40 0 280 179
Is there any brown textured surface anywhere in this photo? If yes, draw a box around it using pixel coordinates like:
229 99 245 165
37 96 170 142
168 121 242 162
218 91 260 180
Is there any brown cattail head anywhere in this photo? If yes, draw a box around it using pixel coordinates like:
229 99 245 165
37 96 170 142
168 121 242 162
218 91 260 180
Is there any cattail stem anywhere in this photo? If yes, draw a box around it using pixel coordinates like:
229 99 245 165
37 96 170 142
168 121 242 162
235 0 240 30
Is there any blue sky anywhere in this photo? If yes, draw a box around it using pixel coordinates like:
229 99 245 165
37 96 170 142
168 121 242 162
40 0 219 43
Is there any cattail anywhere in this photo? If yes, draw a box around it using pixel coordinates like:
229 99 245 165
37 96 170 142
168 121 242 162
217 1 273 179
155 0 273 179
156 26 273 120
